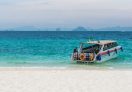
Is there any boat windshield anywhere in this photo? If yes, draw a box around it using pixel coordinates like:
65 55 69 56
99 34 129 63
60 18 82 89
80 43 102 54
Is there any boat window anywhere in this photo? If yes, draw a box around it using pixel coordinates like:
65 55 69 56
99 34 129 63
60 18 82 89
82 43 92 49
81 44 101 54
112 42 118 47
103 44 108 51
103 42 118 51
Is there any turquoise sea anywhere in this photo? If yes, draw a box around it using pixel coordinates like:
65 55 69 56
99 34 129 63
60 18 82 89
0 31 131 69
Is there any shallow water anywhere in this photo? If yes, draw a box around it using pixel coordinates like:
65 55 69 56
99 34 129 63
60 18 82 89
0 31 131 69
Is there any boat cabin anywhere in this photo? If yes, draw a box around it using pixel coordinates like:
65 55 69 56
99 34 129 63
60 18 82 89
79 40 118 54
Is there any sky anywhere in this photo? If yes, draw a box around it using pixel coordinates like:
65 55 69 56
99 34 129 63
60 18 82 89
0 0 132 29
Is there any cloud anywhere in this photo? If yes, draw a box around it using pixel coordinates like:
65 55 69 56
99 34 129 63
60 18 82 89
0 0 132 28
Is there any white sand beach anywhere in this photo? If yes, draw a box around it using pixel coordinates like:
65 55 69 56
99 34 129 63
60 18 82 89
0 68 132 92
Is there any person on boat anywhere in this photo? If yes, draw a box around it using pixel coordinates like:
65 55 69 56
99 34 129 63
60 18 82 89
73 47 78 60
73 47 78 53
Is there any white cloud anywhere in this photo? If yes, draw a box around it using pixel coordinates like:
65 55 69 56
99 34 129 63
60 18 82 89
0 0 132 28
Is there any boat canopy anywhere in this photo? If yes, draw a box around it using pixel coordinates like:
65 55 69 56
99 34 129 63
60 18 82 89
81 40 116 45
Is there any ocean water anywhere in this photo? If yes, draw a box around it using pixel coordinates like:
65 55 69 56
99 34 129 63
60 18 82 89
0 31 131 69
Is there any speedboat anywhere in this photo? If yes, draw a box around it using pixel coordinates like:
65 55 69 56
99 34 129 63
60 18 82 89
71 40 123 63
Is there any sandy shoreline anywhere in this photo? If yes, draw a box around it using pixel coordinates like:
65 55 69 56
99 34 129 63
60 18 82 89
0 68 131 92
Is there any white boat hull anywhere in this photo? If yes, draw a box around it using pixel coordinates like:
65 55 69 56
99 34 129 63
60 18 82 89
71 46 122 63
95 51 118 63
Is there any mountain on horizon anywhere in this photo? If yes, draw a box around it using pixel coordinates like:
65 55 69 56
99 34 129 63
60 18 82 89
72 26 92 31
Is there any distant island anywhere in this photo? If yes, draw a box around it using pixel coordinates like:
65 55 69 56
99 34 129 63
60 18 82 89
1 26 132 31
55 28 61 31
72 26 90 31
